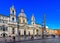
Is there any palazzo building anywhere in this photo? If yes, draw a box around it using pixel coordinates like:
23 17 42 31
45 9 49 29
0 6 18 37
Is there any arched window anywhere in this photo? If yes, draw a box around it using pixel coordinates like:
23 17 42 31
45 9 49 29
2 25 5 31
12 17 14 22
2 25 7 31
12 10 14 15
1 33 7 37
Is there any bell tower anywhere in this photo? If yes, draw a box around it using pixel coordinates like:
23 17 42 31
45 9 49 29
10 5 16 22
31 14 35 25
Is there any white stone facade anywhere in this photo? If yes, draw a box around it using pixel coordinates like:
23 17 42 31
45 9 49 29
0 5 43 37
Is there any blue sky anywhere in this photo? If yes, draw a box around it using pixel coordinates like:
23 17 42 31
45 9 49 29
0 0 60 29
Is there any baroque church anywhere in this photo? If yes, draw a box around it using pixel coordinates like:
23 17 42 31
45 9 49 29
0 6 42 37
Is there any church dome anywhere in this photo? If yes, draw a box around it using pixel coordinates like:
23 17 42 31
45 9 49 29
18 9 26 17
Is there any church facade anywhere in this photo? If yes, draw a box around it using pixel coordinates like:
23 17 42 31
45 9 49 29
0 6 42 37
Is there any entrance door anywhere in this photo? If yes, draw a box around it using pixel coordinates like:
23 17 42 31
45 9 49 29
24 31 26 36
2 33 7 37
3 33 5 37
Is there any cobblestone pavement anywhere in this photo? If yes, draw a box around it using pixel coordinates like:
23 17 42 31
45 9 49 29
0 36 60 43
9 37 60 43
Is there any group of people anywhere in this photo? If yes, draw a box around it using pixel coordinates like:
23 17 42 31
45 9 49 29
12 35 34 41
